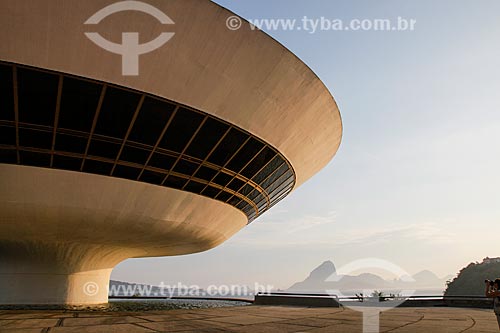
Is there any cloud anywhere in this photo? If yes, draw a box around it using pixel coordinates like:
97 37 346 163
334 222 456 248
226 209 337 248
286 210 337 234
228 210 457 251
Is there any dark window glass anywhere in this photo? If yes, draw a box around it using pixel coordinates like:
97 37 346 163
207 128 248 166
257 201 268 214
19 150 50 167
261 163 289 190
58 77 102 132
183 181 206 194
19 128 53 149
119 145 150 165
0 64 14 121
113 165 141 180
202 186 220 198
173 159 198 176
140 170 165 185
227 196 241 206
253 193 266 207
17 67 58 126
1 64 295 217
87 140 120 160
83 160 113 175
245 206 256 216
128 97 175 145
248 189 260 202
271 189 293 208
217 191 232 202
227 178 245 192
269 176 294 197
0 125 16 145
270 191 290 206
246 203 257 212
253 155 284 184
94 87 141 139
52 155 82 171
0 148 17 163
159 108 204 152
226 137 264 172
239 184 254 196
164 175 187 189
55 134 88 154
236 201 247 210
268 171 294 194
240 147 275 179
212 172 232 187
194 166 218 181
148 153 175 170
184 118 229 159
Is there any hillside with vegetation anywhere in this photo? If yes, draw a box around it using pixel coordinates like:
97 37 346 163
445 258 500 296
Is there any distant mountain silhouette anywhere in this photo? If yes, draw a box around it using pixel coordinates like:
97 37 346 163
411 270 452 288
445 257 500 296
307 261 336 281
288 261 449 292
413 270 439 282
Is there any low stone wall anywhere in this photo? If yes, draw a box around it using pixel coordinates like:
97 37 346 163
254 294 340 307
254 293 495 309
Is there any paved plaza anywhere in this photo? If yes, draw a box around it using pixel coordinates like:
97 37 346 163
0 305 499 332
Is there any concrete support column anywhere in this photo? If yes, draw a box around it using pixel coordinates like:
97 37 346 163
0 164 248 305
0 241 125 305
0 269 112 305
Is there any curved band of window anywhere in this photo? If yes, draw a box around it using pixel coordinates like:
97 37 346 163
0 62 296 223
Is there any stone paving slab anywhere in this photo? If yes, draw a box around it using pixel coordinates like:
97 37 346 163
0 306 499 332
0 318 60 330
61 316 149 327
0 327 42 333
49 323 154 332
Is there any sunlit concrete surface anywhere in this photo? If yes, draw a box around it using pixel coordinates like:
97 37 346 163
0 0 342 305
0 306 498 332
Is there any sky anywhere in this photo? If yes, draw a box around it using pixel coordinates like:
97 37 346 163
112 0 500 289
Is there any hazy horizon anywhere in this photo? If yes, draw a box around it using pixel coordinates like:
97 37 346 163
112 258 455 291
112 0 500 290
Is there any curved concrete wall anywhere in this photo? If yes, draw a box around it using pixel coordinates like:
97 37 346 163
0 0 342 188
0 164 247 304
0 0 342 305
0 164 247 257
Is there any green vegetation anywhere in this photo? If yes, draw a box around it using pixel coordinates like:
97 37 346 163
445 258 500 296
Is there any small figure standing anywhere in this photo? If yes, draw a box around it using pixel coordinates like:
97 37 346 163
485 278 500 330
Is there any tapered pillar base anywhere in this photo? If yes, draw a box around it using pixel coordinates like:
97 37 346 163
0 240 128 305
0 269 111 305
0 164 248 305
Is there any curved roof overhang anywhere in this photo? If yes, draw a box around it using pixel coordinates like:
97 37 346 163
0 0 342 189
